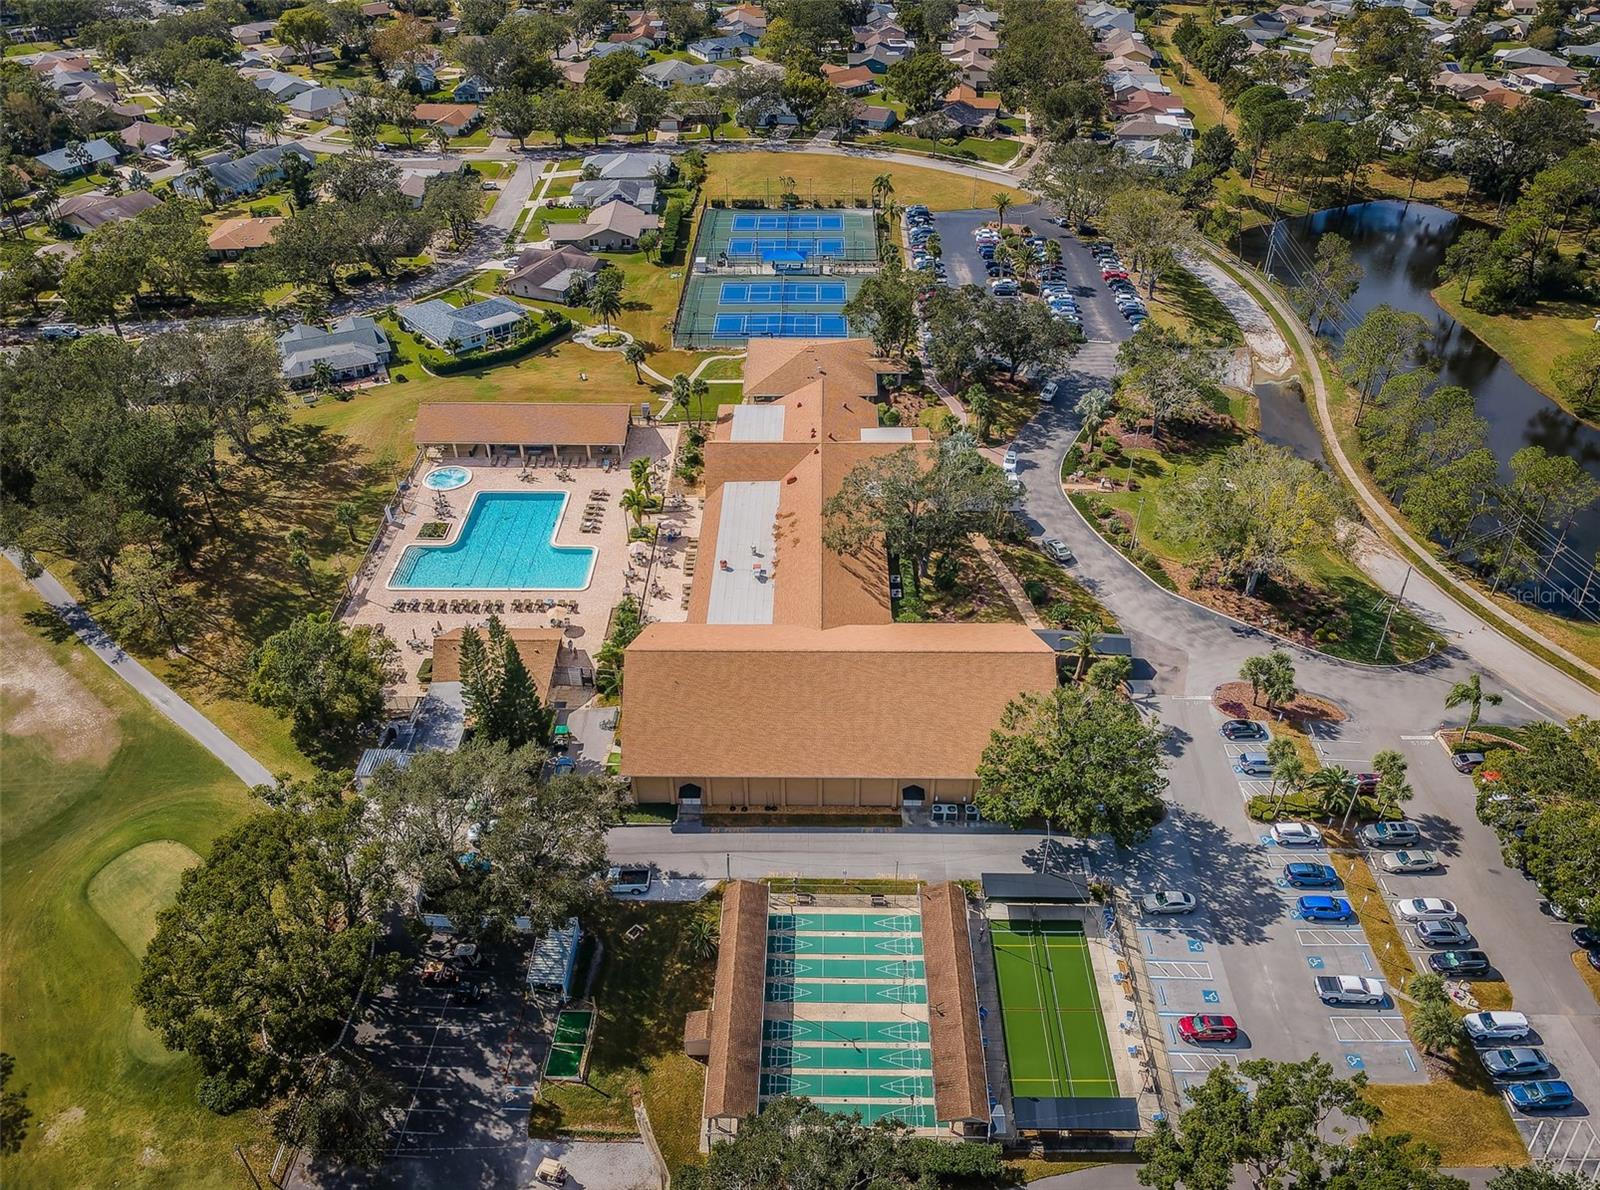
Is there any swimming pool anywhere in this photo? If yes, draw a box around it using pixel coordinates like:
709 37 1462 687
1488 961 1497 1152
389 491 596 590
423 465 471 491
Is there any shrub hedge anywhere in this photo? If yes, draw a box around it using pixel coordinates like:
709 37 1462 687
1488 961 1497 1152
421 313 571 375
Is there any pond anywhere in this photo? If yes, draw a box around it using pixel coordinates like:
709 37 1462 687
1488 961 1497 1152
1241 200 1600 619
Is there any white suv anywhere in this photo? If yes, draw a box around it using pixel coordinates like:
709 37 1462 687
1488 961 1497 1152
1463 1011 1531 1043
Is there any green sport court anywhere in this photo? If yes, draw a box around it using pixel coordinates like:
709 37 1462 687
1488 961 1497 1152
759 904 940 1127
991 919 1118 1100
544 1008 592 1080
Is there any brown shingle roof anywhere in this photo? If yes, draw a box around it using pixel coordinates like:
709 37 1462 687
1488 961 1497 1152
207 215 284 251
742 338 895 400
413 402 631 448
702 881 767 1120
921 883 988 1122
430 626 564 698
619 623 1057 779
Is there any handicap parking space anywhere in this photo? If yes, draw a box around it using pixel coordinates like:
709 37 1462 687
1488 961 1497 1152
1521 1118 1600 1179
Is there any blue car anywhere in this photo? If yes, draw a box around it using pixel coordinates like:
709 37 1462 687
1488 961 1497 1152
1297 895 1354 922
1506 1081 1574 1112
1285 862 1340 888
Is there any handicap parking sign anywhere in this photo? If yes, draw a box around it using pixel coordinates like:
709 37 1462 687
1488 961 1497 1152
1275 878 1290 889
1187 939 1205 953
1289 909 1303 920
1202 988 1220 1004
1307 955 1325 969
1261 834 1275 847
1344 1054 1365 1071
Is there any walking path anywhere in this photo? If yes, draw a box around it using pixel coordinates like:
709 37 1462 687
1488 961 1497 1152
4 552 277 789
974 535 1046 627
1205 247 1600 697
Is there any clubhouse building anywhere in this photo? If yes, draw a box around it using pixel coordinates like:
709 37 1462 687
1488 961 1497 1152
620 339 1058 812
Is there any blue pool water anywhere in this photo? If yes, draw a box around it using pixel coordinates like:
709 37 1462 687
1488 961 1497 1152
390 491 595 590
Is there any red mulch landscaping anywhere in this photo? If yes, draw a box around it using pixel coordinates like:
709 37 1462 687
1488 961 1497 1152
1212 681 1347 725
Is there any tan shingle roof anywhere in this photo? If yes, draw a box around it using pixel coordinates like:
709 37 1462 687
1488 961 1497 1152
430 626 564 698
702 881 767 1120
921 883 988 1122
413 402 631 448
207 215 284 250
619 622 1057 779
742 338 894 400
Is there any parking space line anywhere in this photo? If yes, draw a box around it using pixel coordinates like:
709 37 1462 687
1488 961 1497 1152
1146 961 1214 979
1295 928 1368 946
1167 1052 1230 1073
1329 1016 1409 1043
1527 1119 1600 1175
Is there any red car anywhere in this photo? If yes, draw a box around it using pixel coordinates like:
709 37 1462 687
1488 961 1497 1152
1101 268 1129 281
1177 1014 1238 1044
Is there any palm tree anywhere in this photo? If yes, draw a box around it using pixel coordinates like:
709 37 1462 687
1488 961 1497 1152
993 191 1012 228
965 385 994 441
429 124 452 154
1443 673 1501 747
1370 748 1411 819
1075 388 1112 453
1067 612 1102 681
619 486 648 527
630 456 653 500
1270 755 1308 818
670 372 692 427
624 341 646 383
871 172 894 210
1304 766 1357 823
1239 654 1273 707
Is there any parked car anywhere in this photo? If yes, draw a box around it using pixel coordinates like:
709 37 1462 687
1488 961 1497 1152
1177 1014 1238 1043
1003 448 1019 473
1315 975 1386 1005
1415 919 1474 948
1505 1081 1574 1112
1127 312 1148 327
1284 861 1340 888
1101 268 1129 281
1298 895 1354 922
1361 821 1422 848
1428 949 1492 976
1395 897 1459 922
1043 538 1075 564
1452 751 1486 773
1380 850 1441 874
606 865 652 895
1236 752 1273 776
991 279 1019 296
1463 1011 1531 1042
1573 926 1599 951
1480 1047 1554 1079
39 323 81 341
1271 821 1322 846
1141 891 1198 914
1220 719 1268 741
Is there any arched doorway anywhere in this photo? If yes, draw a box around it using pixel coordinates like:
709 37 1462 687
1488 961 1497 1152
677 782 703 803
900 783 926 804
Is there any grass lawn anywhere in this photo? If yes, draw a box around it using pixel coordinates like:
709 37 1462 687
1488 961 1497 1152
895 549 1025 624
530 899 718 1177
856 132 1025 166
695 355 744 381
0 564 266 1188
1432 283 1597 426
703 152 1030 210
1574 949 1600 1006
1326 850 1527 1167
1148 263 1245 349
994 539 1120 631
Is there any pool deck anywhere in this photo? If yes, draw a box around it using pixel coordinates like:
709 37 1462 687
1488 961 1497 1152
340 424 700 703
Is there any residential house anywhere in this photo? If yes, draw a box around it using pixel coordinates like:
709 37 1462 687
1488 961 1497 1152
570 177 658 210
33 137 120 176
719 4 768 36
1438 0 1478 14
1223 10 1289 41
118 121 178 154
1106 67 1166 94
502 245 604 302
941 30 999 56
858 104 898 131
1564 41 1600 60
688 32 756 60
207 215 284 258
938 101 999 133
413 103 481 136
1434 68 1496 99
242 67 315 102
547 199 661 251
1507 0 1540 14
230 18 277 44
847 45 908 73
359 1 392 17
1477 84 1532 108
642 59 730 88
453 75 492 102
1082 2 1137 35
619 337 1057 812
276 316 392 386
1099 33 1156 63
559 58 593 86
739 98 799 129
953 5 1001 31
1115 116 1196 168
583 150 673 180
945 48 997 90
398 296 529 352
822 64 877 95
287 85 352 121
54 190 159 234
588 41 648 59
1113 88 1189 118
387 61 437 90
1495 46 1567 67
1507 63 1585 91
20 50 91 72
172 142 316 200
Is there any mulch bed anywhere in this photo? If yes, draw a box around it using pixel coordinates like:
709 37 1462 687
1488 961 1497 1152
1212 681 1347 726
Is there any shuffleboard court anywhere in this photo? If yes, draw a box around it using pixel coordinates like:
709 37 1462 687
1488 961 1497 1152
760 1072 935 1099
814 1101 938 1127
762 1019 930 1044
768 932 924 956
730 212 846 232
761 1044 933 1071
720 280 849 305
765 956 926 981
768 912 920 933
991 918 1118 1099
765 979 929 1005
713 312 849 339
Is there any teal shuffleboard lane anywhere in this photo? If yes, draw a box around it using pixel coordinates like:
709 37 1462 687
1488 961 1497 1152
759 1072 936 1100
762 1044 933 1072
765 956 926 981
767 912 922 934
765 980 930 1005
767 932 925 956
763 1019 930 1044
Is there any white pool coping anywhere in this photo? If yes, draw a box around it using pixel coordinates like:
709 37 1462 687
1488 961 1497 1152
386 488 598 592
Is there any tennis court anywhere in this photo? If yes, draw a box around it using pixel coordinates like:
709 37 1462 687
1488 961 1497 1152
726 236 848 258
991 918 1118 1099
696 206 876 262
730 212 847 232
720 281 848 304
713 312 849 338
543 1008 593 1080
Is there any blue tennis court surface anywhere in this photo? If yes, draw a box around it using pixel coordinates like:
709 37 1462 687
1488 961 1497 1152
720 281 847 304
727 237 847 258
731 212 845 231
714 313 848 338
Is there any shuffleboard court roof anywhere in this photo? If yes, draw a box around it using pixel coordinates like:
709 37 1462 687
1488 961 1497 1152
1011 1096 1142 1132
920 883 988 1122
980 872 1093 902
703 881 767 1119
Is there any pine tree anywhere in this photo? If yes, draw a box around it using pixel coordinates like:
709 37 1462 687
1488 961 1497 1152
457 624 493 728
498 635 552 748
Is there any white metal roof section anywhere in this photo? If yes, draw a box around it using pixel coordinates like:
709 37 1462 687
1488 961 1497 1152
707 480 780 624
859 427 914 441
730 403 786 442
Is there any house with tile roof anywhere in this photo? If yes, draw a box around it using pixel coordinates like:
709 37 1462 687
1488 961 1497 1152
207 215 285 258
620 338 1056 811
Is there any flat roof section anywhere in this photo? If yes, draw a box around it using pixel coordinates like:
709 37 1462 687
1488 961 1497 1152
707 481 780 624
730 404 786 442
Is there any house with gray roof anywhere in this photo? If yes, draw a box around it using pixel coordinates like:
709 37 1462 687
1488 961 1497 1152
641 59 730 88
172 142 316 200
396 296 530 353
582 151 674 180
277 316 392 387
546 200 661 251
287 85 352 120
1494 46 1568 67
570 177 658 210
243 68 315 101
503 245 604 302
688 32 756 60
34 137 120 176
